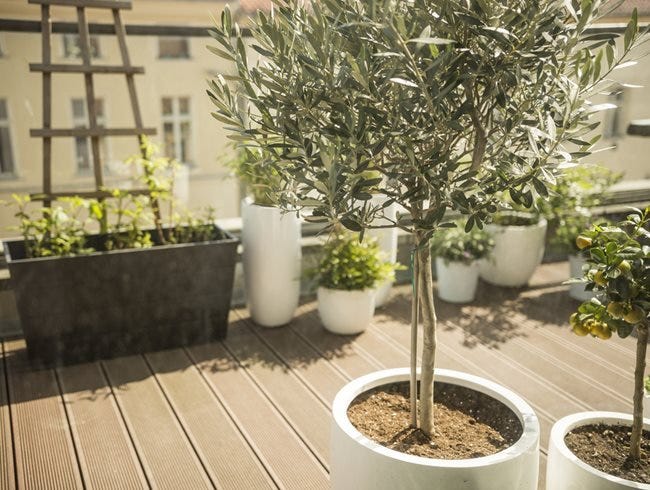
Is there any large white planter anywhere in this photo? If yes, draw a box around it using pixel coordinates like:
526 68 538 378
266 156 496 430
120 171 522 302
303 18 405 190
367 195 398 307
547 411 650 490
569 253 595 301
435 257 480 303
331 368 540 490
480 218 547 287
317 287 375 335
241 199 301 327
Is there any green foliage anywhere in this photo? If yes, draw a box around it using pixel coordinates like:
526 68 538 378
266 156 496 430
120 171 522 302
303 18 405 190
6 139 219 258
570 207 650 340
224 147 281 206
645 375 650 393
430 222 494 264
313 233 398 291
491 212 540 227
542 165 621 253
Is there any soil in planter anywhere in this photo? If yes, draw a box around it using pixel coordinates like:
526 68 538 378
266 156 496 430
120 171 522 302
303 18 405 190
347 381 522 459
565 423 650 484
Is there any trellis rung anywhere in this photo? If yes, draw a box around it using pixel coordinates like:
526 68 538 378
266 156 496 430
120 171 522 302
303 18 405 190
31 128 156 138
28 0 132 9
30 63 144 74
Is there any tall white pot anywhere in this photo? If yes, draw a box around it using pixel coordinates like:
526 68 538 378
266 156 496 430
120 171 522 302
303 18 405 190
367 195 398 307
569 253 595 301
435 257 480 303
241 199 301 327
480 218 547 287
547 412 650 489
331 368 540 490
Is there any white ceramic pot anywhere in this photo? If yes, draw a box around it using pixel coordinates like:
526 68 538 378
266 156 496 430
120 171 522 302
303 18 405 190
317 287 375 335
435 257 480 303
367 195 398 307
241 198 301 327
547 411 650 489
480 217 547 287
569 253 595 301
645 393 650 420
331 368 540 490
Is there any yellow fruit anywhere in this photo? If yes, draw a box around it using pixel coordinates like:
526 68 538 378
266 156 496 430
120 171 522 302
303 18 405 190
606 302 625 319
572 323 590 336
617 260 631 274
593 270 607 287
576 235 592 250
592 322 612 340
569 313 580 327
623 306 645 325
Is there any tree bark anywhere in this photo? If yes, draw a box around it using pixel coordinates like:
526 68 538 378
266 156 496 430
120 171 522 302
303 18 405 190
417 233 437 437
630 321 648 460
410 249 419 428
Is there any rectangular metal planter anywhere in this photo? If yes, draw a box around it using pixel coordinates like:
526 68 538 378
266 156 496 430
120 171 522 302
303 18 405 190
4 225 239 365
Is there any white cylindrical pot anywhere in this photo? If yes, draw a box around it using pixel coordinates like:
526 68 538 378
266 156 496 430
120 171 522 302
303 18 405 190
436 257 480 303
547 412 650 489
367 195 398 307
317 287 375 335
331 368 540 490
241 199 301 327
480 218 547 287
645 394 650 420
569 253 595 301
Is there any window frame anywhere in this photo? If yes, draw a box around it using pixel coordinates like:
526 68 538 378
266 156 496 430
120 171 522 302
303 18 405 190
62 33 101 59
161 96 193 166
157 36 191 60
70 98 109 174
0 98 17 178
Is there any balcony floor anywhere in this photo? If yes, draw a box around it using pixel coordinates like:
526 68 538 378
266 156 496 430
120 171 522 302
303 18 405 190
0 262 638 490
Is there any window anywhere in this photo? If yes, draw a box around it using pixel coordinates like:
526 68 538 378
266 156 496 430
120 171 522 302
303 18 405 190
162 97 192 164
158 37 190 59
71 98 107 172
603 87 625 142
0 100 15 175
62 34 100 58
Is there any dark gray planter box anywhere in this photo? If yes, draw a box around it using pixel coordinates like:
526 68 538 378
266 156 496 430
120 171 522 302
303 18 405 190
4 225 238 366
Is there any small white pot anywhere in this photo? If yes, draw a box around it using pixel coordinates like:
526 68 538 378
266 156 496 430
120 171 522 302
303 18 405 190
480 217 547 287
317 287 375 335
331 368 540 490
644 392 650 420
569 253 595 301
367 195 398 307
435 257 480 303
547 412 650 490
241 199 301 327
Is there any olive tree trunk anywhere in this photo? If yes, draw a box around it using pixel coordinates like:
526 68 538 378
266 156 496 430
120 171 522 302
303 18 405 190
416 233 437 437
630 321 648 459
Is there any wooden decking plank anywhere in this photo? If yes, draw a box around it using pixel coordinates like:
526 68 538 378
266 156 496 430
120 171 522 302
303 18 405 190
4 340 83 489
101 354 213 490
187 340 329 490
0 342 16 490
145 348 276 490
223 321 332 469
56 362 149 490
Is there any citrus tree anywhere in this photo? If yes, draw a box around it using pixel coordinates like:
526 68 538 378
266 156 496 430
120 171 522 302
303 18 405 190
572 207 650 460
208 0 644 436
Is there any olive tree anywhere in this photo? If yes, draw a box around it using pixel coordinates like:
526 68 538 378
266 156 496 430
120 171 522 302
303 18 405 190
208 0 644 436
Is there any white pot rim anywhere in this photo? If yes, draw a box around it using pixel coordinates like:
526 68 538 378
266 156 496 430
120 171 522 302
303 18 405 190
332 367 540 469
550 411 650 489
488 216 548 230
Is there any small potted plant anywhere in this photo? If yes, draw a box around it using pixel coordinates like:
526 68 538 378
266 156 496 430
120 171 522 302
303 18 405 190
431 223 494 303
547 207 649 489
312 233 397 335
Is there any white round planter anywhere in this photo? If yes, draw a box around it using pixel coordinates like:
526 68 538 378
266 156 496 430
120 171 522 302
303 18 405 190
241 199 301 327
569 253 595 301
331 368 540 490
645 393 650 420
317 287 375 335
480 218 547 287
547 411 650 489
436 257 480 303
367 195 398 307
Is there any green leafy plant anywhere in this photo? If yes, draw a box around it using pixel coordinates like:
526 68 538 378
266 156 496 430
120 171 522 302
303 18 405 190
570 207 649 460
431 223 494 265
491 212 541 227
224 147 281 206
208 0 645 438
312 233 397 291
645 375 650 394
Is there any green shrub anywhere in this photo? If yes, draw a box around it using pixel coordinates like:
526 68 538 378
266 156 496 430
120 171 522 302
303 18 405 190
431 224 494 265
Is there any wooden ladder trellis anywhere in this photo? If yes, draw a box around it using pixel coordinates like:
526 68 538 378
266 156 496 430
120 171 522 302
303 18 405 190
29 0 157 208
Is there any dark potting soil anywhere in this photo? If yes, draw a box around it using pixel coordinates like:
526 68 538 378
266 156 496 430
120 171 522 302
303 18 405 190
347 381 523 459
564 423 650 484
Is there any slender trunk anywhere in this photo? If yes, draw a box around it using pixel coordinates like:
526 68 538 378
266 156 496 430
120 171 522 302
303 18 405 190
630 322 648 460
417 232 437 437
410 248 419 428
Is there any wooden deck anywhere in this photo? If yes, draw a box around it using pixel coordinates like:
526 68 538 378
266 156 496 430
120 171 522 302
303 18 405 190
0 262 639 490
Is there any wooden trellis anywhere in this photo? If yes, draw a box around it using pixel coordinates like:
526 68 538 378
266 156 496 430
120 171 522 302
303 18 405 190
28 0 156 207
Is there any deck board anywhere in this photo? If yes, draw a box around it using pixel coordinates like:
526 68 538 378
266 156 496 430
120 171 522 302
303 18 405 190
0 263 642 490
56 362 149 490
102 355 213 490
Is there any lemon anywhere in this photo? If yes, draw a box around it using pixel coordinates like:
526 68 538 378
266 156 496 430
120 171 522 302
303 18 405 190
576 235 592 250
592 322 612 340
623 306 645 325
572 323 590 336
617 260 631 274
593 270 607 287
606 302 625 319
